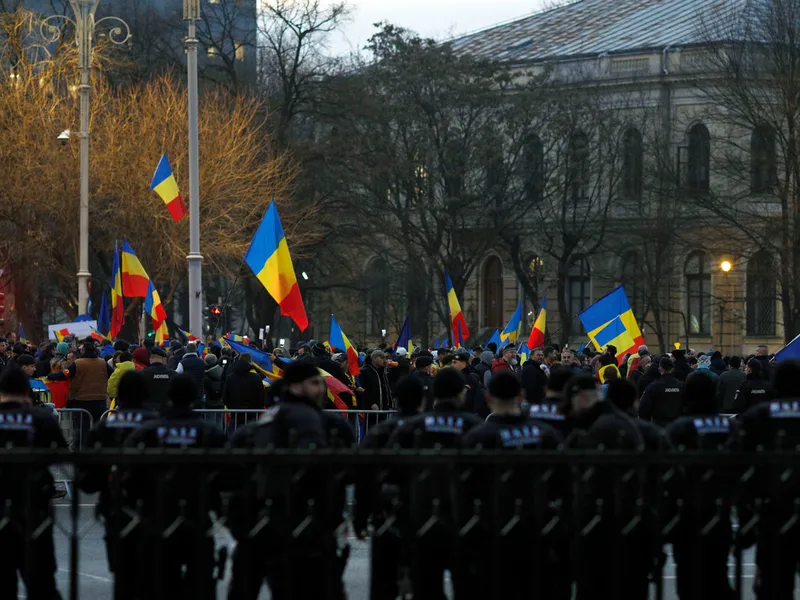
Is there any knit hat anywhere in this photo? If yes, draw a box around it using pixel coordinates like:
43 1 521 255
698 355 712 368
132 348 150 366
56 342 69 355
283 361 321 385
204 354 218 367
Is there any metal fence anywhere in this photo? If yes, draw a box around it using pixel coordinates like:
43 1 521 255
5 448 800 599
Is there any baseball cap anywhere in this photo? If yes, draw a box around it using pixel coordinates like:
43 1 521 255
396 347 409 357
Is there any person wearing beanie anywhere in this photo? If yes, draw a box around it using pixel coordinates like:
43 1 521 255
175 341 205 402
0 365 67 598
55 341 70 361
688 354 720 387
203 353 224 408
122 374 227 599
113 340 130 353
733 358 775 413
639 357 685 427
131 347 150 371
475 349 495 388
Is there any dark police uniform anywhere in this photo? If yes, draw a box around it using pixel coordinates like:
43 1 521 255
567 401 647 600
639 375 684 426
123 408 227 600
140 363 175 410
735 399 800 600
462 415 568 600
80 408 158 599
0 401 66 600
227 401 338 600
732 375 774 414
666 414 737 600
528 401 575 438
387 402 483 600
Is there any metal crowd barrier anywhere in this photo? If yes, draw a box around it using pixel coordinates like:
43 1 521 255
53 408 94 498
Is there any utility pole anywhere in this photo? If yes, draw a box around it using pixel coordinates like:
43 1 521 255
184 0 204 338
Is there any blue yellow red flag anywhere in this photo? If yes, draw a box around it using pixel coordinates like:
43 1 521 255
527 296 547 349
578 286 644 364
150 153 187 222
329 315 360 376
121 239 150 298
111 242 125 337
444 271 470 347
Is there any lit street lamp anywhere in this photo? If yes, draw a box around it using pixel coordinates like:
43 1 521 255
720 260 732 273
42 1 131 316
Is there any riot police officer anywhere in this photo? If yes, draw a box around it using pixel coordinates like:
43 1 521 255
666 371 737 600
0 366 67 600
639 357 685 426
387 367 483 600
227 361 346 600
463 371 567 600
123 374 227 600
80 370 158 599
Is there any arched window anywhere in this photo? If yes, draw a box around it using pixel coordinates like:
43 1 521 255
746 251 776 336
685 252 711 335
569 131 590 202
566 258 591 332
620 250 645 319
751 125 776 194
687 123 710 193
621 127 643 201
521 134 544 204
366 258 390 334
482 257 504 328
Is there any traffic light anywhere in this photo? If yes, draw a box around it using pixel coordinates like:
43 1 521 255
0 292 6 327
210 305 222 317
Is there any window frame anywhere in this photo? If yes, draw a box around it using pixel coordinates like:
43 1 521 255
746 251 777 336
686 123 711 194
685 251 712 336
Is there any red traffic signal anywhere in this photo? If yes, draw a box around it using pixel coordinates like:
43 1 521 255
210 305 222 316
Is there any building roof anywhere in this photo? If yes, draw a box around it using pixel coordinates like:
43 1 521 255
449 0 751 63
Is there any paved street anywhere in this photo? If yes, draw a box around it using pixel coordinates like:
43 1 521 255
15 503 759 599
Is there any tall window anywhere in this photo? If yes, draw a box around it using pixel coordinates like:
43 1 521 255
482 257 504 328
566 258 591 332
685 252 711 335
746 251 776 336
621 127 643 201
366 258 389 334
751 125 776 194
521 134 544 204
569 131 590 202
620 250 645 319
686 123 710 193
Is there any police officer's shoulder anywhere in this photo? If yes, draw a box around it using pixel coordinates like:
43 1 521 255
321 411 356 448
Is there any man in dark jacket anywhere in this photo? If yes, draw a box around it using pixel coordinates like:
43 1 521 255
361 350 393 412
733 358 774 414
754 344 772 381
411 355 435 406
140 346 175 411
639 357 685 426
666 372 737 600
203 354 224 408
222 354 265 411
452 348 489 417
474 350 493 387
716 356 746 413
35 343 55 378
166 341 184 371
637 358 661 398
521 356 548 405
672 349 692 381
176 342 205 402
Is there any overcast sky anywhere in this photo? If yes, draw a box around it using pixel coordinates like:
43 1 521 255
329 0 548 55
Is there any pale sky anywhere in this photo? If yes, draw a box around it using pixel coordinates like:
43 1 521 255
329 0 548 56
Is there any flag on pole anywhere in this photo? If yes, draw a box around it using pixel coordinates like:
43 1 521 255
144 281 168 332
19 324 27 345
150 153 188 222
445 271 470 347
579 286 644 365
519 343 530 365
527 296 547 349
121 239 151 298
486 329 502 350
97 292 111 337
396 317 414 355
176 326 200 343
55 328 70 343
329 315 360 376
244 201 308 331
154 321 169 344
89 327 109 343
500 300 524 344
110 242 125 338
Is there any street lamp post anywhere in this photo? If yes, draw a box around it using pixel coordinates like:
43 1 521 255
42 1 130 316
184 0 204 339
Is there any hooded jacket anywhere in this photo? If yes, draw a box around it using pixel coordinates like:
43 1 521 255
107 361 136 399
222 359 266 410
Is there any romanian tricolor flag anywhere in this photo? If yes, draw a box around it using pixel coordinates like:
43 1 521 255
500 300 524 344
176 326 199 343
144 280 168 331
579 286 644 366
154 320 169 344
150 153 187 223
244 201 308 331
111 242 125 337
121 239 151 298
445 271 469 347
19 324 27 345
55 328 70 343
527 296 547 350
89 327 109 343
329 315 360 376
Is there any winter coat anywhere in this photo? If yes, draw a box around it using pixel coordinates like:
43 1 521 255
107 361 136 400
221 359 265 410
